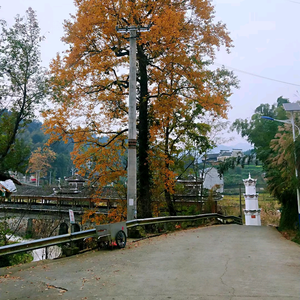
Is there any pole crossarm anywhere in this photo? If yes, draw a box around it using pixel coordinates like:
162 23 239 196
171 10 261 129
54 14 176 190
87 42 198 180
116 25 151 33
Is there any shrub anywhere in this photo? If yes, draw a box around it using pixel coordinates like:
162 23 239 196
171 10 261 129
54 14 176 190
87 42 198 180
0 251 33 268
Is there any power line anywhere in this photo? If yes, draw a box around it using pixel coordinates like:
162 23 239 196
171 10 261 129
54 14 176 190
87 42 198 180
286 0 300 4
214 62 300 87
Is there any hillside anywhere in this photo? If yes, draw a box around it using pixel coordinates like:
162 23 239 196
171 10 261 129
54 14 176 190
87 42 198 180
223 164 266 195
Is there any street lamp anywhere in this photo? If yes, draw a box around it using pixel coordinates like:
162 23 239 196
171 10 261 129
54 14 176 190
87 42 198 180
262 102 300 228
261 116 300 134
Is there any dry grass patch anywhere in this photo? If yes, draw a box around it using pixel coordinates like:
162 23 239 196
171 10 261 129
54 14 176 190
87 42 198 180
220 194 280 226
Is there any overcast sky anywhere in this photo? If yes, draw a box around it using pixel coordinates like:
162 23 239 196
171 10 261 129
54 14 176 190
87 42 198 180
1 0 299 147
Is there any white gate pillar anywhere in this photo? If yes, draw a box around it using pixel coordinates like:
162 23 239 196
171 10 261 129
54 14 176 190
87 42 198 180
243 174 261 226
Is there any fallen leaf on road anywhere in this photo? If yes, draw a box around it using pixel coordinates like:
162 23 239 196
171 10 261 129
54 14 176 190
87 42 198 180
0 274 21 280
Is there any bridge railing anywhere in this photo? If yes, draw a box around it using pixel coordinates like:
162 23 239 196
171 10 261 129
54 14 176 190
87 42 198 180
0 213 241 257
1 196 124 210
2 197 218 212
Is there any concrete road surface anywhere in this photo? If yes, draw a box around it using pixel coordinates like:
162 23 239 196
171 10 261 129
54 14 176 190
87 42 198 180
0 225 299 300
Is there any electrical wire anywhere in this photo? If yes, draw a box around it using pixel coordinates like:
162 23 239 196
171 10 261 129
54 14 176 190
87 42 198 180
214 62 300 87
287 0 300 4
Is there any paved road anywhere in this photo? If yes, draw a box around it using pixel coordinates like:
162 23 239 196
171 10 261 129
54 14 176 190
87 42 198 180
0 225 299 300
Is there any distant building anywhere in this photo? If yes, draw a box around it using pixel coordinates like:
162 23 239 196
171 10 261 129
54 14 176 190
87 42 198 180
217 150 232 162
53 174 89 196
201 153 219 165
202 149 244 163
231 149 243 157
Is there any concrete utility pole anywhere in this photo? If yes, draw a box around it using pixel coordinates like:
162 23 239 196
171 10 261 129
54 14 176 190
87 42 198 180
116 25 150 221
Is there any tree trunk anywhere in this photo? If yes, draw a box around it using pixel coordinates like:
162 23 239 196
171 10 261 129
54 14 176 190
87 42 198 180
137 45 152 219
165 190 177 216
164 126 176 216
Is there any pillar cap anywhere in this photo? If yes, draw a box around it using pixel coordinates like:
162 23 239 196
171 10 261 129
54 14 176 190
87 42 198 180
243 173 257 184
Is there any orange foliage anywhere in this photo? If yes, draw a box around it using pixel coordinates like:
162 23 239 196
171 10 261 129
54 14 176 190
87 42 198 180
151 201 166 218
82 200 127 225
27 147 56 177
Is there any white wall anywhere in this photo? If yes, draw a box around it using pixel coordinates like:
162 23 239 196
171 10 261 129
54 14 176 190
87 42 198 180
203 168 224 193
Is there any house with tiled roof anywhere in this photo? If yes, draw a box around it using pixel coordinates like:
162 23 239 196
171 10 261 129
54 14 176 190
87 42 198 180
202 149 244 163
201 153 219 165
216 150 232 162
217 149 243 162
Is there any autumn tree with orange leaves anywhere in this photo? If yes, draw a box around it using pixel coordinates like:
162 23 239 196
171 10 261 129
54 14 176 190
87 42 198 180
27 147 56 178
43 0 238 220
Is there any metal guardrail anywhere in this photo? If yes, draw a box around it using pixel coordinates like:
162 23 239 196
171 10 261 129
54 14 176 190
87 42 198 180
126 213 242 228
0 229 96 256
0 213 241 257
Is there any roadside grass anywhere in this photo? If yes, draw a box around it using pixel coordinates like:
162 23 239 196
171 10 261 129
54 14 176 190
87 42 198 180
220 193 280 226
0 250 33 268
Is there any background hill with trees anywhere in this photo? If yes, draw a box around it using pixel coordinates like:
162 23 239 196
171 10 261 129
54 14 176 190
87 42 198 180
21 121 74 181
